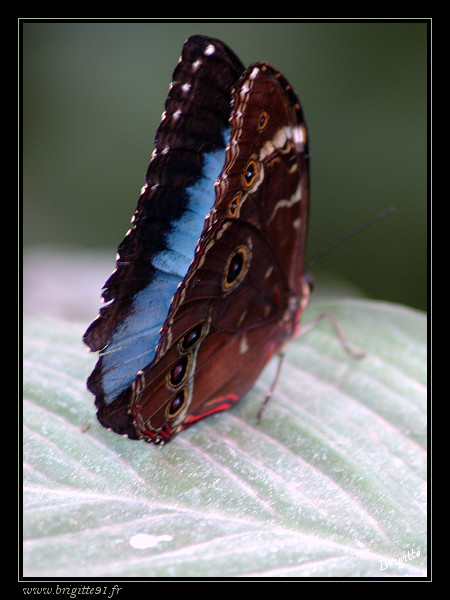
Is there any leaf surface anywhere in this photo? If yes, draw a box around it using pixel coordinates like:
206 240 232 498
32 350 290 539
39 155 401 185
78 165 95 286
23 300 427 577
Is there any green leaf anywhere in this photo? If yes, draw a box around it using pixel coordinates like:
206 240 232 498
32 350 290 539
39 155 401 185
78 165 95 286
23 300 427 577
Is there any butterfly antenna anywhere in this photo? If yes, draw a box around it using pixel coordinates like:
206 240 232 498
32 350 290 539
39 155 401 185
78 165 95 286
306 206 395 270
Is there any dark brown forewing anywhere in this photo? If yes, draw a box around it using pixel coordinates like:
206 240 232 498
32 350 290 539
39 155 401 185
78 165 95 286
91 45 310 445
84 35 244 439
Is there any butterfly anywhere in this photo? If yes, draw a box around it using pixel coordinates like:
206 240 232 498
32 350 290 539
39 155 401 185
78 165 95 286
83 35 310 444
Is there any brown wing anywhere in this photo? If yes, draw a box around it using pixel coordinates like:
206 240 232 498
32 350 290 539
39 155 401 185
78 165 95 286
130 63 309 444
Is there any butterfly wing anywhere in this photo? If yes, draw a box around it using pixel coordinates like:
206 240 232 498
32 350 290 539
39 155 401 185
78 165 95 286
130 63 310 444
83 36 244 439
84 38 309 445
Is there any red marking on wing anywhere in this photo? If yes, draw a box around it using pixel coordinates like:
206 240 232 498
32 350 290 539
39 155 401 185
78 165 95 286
183 393 239 426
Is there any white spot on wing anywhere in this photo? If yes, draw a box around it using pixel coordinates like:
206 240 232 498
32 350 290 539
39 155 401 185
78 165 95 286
293 124 306 151
259 127 289 161
267 181 303 224
240 333 249 354
265 265 274 279
204 44 216 56
240 81 251 96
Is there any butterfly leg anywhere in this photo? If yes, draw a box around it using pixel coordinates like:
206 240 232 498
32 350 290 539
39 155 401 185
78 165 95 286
300 310 366 359
256 310 365 423
256 351 286 423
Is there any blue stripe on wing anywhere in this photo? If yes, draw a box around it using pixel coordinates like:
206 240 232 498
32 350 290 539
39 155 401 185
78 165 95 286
100 136 229 404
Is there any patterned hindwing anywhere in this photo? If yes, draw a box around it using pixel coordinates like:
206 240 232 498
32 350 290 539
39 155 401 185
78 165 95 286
213 62 310 334
129 63 310 444
129 218 291 444
83 35 244 438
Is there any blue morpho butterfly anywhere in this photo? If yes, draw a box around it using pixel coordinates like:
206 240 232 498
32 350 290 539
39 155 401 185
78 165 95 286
84 35 312 445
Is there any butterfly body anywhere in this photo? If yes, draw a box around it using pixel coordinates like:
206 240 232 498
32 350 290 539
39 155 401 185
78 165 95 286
84 35 309 444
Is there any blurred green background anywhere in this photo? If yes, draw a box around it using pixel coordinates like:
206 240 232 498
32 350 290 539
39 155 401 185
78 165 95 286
23 21 428 311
